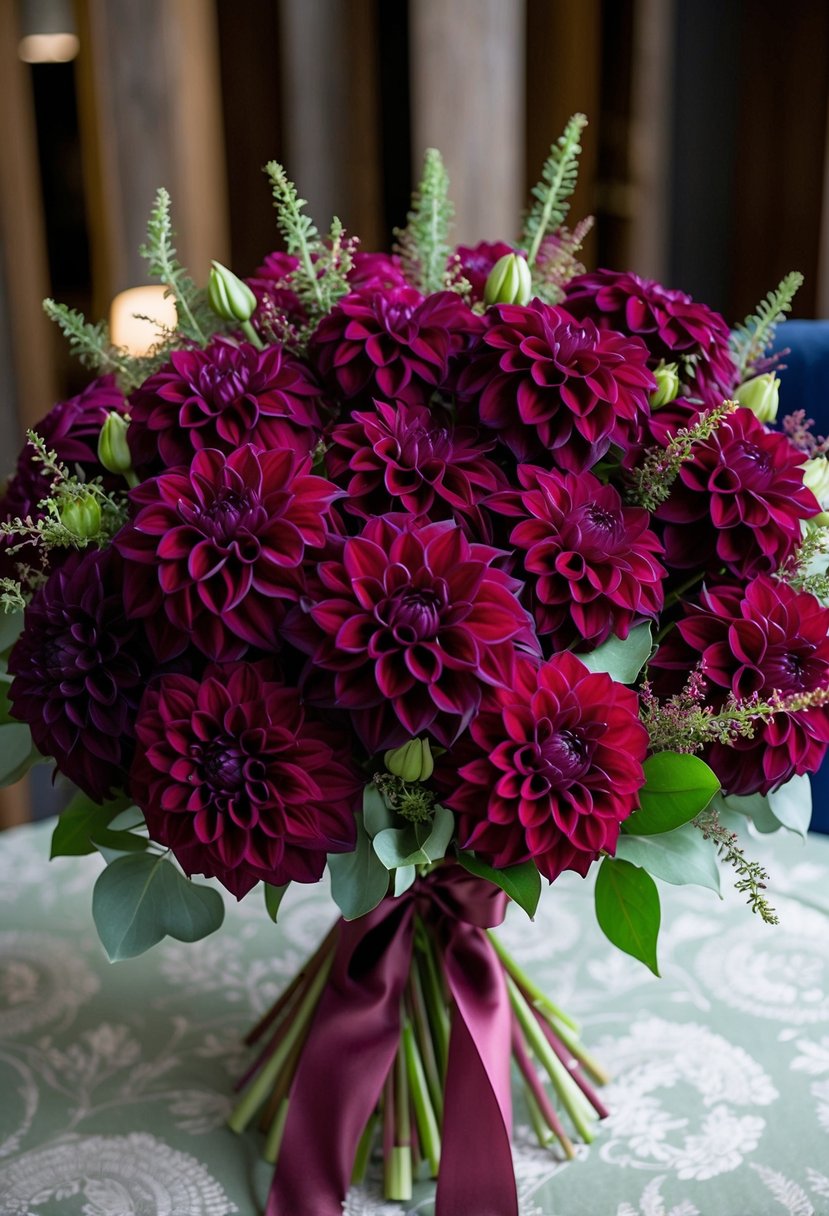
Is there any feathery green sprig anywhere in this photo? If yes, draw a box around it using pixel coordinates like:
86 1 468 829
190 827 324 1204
730 271 803 381
522 114 588 269
394 149 454 295
139 187 213 344
42 300 132 380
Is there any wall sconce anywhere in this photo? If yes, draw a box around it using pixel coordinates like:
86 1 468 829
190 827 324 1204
109 286 178 357
17 0 79 63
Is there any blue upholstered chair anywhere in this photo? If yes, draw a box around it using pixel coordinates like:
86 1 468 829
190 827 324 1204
772 321 829 833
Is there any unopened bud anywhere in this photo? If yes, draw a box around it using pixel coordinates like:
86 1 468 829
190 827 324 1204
384 737 434 783
207 260 258 323
97 411 133 477
650 361 681 410
734 373 780 424
483 253 533 308
60 492 101 540
803 456 829 522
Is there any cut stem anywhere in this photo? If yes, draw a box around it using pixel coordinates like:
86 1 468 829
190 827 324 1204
512 1016 575 1158
489 933 580 1032
403 1017 441 1176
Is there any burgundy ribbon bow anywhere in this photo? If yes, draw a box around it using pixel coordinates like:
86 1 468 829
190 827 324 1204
267 864 517 1216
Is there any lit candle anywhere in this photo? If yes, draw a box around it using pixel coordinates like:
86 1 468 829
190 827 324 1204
109 286 178 357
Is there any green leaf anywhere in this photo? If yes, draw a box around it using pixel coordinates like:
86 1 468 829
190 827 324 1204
523 113 588 267
363 782 394 836
328 815 390 920
0 609 23 657
614 823 721 894
710 791 780 835
50 792 133 859
594 857 661 975
372 804 455 870
90 827 150 855
626 752 719 835
394 865 417 897
767 774 812 838
578 623 653 685
264 883 290 923
92 853 225 961
0 723 38 786
456 853 542 919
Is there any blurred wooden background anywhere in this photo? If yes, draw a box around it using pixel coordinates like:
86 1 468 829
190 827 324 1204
1 0 829 824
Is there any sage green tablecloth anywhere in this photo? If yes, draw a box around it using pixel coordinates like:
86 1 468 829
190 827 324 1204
1 819 829 1216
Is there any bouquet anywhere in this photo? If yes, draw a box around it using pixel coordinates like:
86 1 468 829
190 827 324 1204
2 113 828 1215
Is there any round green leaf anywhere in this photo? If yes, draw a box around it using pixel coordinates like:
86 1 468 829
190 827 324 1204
0 723 37 785
614 823 721 894
767 774 812 838
627 752 719 835
328 815 390 920
456 853 541 919
92 853 225 961
578 622 653 684
594 856 660 975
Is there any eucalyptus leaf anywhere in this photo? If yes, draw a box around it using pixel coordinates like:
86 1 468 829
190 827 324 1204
0 723 37 786
614 823 721 894
328 815 390 920
456 852 542 919
363 782 395 836
768 773 812 838
394 865 417 897
92 853 225 962
625 752 719 835
373 803 455 870
578 623 653 684
711 791 779 835
594 856 661 975
264 883 290 923
89 827 150 855
50 792 133 859
0 609 23 657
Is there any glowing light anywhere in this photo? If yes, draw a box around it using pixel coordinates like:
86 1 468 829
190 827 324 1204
109 286 178 357
18 31 79 62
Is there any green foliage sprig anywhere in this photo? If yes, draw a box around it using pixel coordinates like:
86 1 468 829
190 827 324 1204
522 114 588 269
139 187 214 344
627 399 738 511
394 148 455 295
531 215 594 305
694 807 778 923
42 299 135 381
730 271 804 381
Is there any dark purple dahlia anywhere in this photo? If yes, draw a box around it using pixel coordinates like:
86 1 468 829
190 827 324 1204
491 465 665 649
348 251 409 291
325 399 506 525
656 406 819 578
651 576 829 796
454 240 516 301
442 652 648 881
128 339 324 475
282 515 538 752
309 286 481 408
564 269 738 405
246 251 306 325
8 547 152 802
131 662 360 898
0 376 126 578
457 300 656 471
116 445 341 662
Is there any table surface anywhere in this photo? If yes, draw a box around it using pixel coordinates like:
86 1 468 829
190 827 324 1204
1 819 829 1216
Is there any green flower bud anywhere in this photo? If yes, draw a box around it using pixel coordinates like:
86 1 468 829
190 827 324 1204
97 411 133 476
803 456 829 523
60 492 101 540
384 737 434 783
734 373 780 424
483 253 533 308
207 260 258 323
649 361 681 410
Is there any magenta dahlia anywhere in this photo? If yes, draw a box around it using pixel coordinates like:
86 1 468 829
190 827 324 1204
492 465 665 649
656 406 819 578
325 399 506 525
348 251 409 291
247 251 306 325
131 662 360 898
127 339 324 475
457 300 655 470
282 515 538 752
564 269 738 404
8 547 152 803
116 445 341 661
454 240 516 301
651 576 829 796
309 286 481 408
443 652 648 881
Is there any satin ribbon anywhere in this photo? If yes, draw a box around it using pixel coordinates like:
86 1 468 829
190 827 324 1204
267 863 517 1216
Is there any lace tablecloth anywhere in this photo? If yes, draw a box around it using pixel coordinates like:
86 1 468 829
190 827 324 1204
1 818 829 1216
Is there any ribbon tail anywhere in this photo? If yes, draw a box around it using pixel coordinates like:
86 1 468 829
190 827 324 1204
436 923 518 1216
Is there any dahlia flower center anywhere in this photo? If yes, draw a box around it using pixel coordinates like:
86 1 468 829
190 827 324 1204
398 424 452 465
384 586 445 643
195 364 250 408
377 299 416 338
198 489 264 545
514 721 594 788
201 742 246 793
736 441 771 472
577 502 623 547
552 321 598 367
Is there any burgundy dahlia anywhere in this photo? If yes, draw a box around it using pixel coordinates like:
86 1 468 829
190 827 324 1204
309 286 481 408
457 300 655 471
116 445 341 661
656 406 819 578
564 269 738 404
454 240 516 301
651 576 829 796
247 251 306 325
443 652 648 881
8 547 152 802
492 465 665 649
128 339 324 475
131 662 360 898
348 251 409 292
325 399 506 525
282 515 538 752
